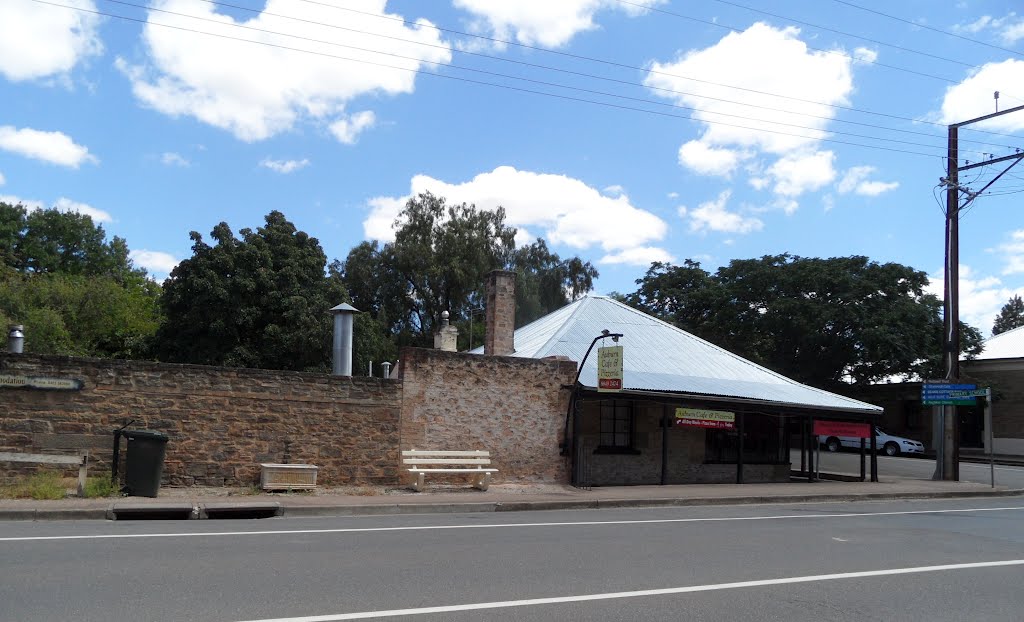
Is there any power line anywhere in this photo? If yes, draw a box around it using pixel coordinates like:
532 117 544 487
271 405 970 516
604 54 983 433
624 0 982 71
37 0 948 159
287 0 1024 142
611 0 965 85
828 0 1024 59
99 0 1022 154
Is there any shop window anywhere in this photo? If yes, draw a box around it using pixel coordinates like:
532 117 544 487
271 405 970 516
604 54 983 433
596 400 637 454
705 414 787 464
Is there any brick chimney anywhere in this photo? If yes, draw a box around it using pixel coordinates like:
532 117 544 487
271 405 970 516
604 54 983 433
484 269 516 356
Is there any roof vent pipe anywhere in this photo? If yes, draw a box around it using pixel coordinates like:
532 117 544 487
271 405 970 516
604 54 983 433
7 325 24 354
329 304 359 376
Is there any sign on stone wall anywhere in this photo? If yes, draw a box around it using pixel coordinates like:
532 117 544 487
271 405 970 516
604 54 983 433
597 345 623 392
675 408 735 429
0 374 83 390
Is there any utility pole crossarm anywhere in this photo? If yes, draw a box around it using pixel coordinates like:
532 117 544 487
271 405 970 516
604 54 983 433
957 152 1024 173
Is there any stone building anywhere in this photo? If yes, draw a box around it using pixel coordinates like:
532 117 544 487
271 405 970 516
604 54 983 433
472 290 883 486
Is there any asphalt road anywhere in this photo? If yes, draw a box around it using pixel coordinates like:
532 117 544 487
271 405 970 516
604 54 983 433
3 498 1024 621
806 448 1024 488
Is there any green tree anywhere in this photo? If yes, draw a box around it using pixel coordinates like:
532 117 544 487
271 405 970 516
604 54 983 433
0 272 160 357
154 211 346 371
510 238 598 326
0 201 144 283
342 192 516 347
623 260 716 332
992 295 1024 335
340 193 598 353
625 254 983 388
0 201 160 358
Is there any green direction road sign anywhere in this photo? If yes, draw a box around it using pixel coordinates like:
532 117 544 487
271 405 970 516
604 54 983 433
921 383 977 405
948 389 989 398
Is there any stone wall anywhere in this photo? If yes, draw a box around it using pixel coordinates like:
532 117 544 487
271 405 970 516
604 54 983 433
0 353 402 486
398 347 577 483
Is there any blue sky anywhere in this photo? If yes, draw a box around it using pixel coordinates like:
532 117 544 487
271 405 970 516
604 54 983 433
3 0 1024 335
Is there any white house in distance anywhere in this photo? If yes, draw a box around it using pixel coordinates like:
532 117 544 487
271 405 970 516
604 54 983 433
963 325 1024 455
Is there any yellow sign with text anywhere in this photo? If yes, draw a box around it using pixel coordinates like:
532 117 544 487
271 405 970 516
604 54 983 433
597 345 623 392
675 408 735 430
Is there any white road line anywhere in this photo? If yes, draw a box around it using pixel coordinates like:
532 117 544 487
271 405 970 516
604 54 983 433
235 559 1024 621
2 505 1023 542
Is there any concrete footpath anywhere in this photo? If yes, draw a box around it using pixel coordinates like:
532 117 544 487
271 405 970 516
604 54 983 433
1 477 1022 521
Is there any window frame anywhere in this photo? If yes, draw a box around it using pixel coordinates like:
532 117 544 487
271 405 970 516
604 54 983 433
594 399 638 454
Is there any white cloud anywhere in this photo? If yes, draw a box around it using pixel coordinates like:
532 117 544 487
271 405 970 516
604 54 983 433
453 0 665 48
603 184 625 196
600 246 674 265
678 140 749 177
953 13 1024 44
667 191 679 199
0 195 42 210
939 59 1024 130
161 152 190 167
680 190 763 234
768 150 836 197
0 126 97 168
328 111 376 145
852 47 878 64
836 165 900 197
118 1 451 142
363 166 669 265
646 23 858 208
999 230 1024 275
0 171 4 186
260 158 310 174
53 197 112 223
646 23 854 155
926 264 1017 336
0 0 102 81
129 249 179 276
1 194 111 222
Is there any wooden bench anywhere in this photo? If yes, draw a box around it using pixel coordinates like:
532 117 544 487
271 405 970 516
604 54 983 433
401 450 497 492
0 451 89 497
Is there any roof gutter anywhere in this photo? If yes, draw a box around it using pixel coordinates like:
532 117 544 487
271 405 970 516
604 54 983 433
577 386 882 416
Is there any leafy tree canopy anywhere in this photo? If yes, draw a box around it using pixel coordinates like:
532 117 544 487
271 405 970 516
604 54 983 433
0 201 145 283
154 211 346 371
625 254 983 389
992 295 1024 335
340 193 597 352
0 201 160 358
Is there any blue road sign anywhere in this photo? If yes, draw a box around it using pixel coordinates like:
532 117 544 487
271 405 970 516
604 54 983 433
922 383 976 405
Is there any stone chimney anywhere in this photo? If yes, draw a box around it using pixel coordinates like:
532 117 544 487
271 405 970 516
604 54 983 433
433 310 459 352
484 269 516 356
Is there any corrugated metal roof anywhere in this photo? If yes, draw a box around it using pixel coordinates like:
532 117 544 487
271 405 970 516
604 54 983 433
976 324 1024 360
474 295 880 413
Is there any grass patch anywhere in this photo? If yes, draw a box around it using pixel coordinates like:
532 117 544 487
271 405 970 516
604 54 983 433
0 471 67 500
84 476 115 498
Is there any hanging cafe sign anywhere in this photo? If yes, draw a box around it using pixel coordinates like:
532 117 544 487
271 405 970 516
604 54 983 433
675 408 736 430
597 345 623 392
0 374 83 391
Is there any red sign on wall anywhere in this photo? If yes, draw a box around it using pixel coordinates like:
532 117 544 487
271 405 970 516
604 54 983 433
813 421 871 438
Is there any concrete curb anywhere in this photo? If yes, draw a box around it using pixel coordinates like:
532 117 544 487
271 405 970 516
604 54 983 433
2 489 1021 521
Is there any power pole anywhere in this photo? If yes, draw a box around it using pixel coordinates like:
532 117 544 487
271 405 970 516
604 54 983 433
937 101 1024 481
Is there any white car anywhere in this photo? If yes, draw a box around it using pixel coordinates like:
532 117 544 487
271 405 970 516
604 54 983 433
819 427 925 457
